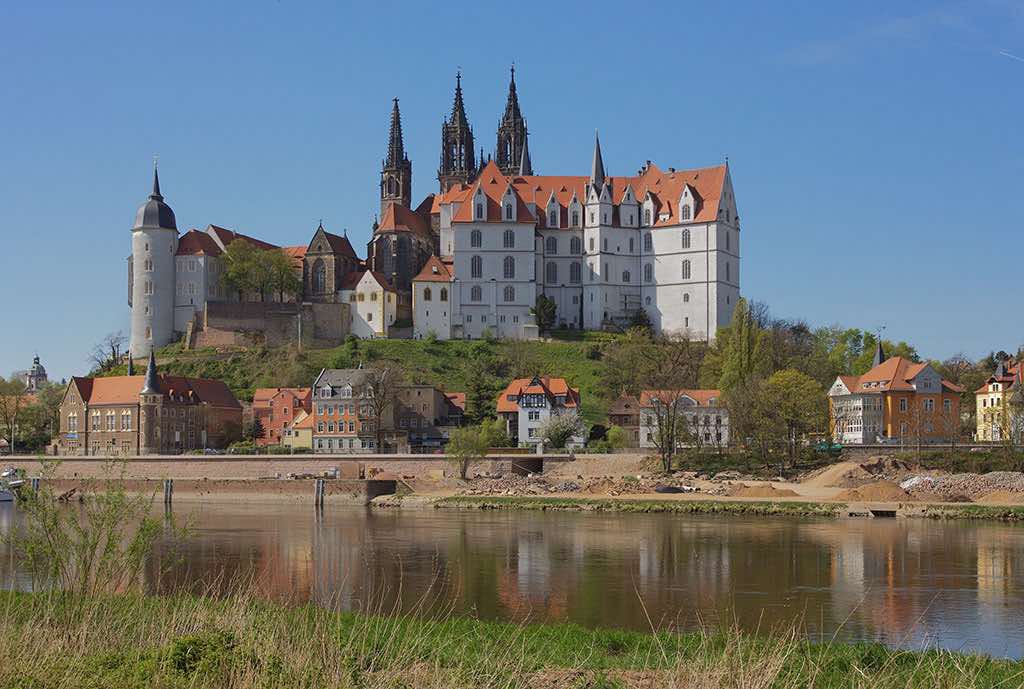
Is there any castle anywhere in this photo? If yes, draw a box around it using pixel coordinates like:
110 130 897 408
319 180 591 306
129 69 741 355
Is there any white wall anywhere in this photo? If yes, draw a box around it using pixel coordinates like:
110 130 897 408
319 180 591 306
412 280 453 339
130 226 177 357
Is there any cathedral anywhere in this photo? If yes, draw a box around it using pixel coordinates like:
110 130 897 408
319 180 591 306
128 69 741 353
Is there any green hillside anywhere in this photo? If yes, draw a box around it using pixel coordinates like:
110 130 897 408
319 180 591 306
105 333 619 424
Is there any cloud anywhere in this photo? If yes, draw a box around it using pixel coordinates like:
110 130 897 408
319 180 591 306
998 49 1024 62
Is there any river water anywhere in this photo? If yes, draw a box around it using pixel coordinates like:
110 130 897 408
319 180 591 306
2 503 1023 658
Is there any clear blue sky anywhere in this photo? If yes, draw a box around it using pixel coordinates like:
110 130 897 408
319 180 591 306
2 0 1022 381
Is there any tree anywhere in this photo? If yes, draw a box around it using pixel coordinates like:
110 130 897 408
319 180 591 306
637 333 703 472
267 250 303 302
221 239 261 300
0 377 30 455
531 295 557 333
243 417 266 442
479 418 514 448
536 411 583 449
719 298 767 392
89 331 127 373
628 308 652 332
605 425 627 450
364 360 405 452
599 327 655 398
761 369 826 471
446 425 490 480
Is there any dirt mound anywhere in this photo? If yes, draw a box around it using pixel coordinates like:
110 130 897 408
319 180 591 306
728 483 799 498
800 461 866 488
976 490 1024 505
835 480 913 502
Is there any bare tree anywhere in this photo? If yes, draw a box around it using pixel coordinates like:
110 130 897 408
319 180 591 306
90 331 127 373
637 332 702 472
363 360 405 453
0 377 29 454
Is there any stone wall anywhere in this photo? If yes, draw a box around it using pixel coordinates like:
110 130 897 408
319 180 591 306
196 301 351 349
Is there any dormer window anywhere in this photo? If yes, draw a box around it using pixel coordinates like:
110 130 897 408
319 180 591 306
681 204 691 221
505 204 512 220
644 209 651 225
476 203 483 219
549 210 557 226
572 211 579 227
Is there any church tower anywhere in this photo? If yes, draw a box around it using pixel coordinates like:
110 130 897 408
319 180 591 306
495 67 532 176
129 165 178 358
438 72 476 192
380 98 412 214
138 351 163 455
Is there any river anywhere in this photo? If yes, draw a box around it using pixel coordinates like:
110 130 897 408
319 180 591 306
1 502 1022 658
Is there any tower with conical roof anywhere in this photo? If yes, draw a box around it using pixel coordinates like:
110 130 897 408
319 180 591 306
129 163 178 358
438 72 477 192
380 98 412 214
139 351 163 455
495 66 531 176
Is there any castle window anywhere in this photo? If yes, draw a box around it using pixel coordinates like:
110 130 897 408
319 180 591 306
503 256 515 279
629 238 634 253
471 255 482 279
644 263 652 282
570 237 581 254
423 287 432 302
682 260 691 280
357 293 365 301
683 293 690 303
505 204 513 220
645 296 651 305
726 232 731 251
503 285 515 302
471 230 482 248
312 260 326 293
726 262 731 281
589 237 594 251
440 287 448 302
545 236 557 254
470 286 482 302
644 209 651 225
644 233 652 252
546 262 557 283
549 210 557 227
589 212 594 225
145 326 152 340
681 204 691 221
144 281 153 296
570 262 581 284
504 229 515 248
622 270 631 283
571 211 579 227
681 229 691 249
143 259 153 272
370 292 378 301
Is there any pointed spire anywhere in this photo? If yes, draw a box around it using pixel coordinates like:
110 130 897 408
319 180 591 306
518 134 532 176
502 64 522 123
128 354 135 377
151 165 163 201
385 97 405 168
590 130 605 189
141 351 160 395
450 70 470 129
872 340 886 368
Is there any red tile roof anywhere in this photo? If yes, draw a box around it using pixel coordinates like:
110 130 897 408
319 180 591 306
412 255 454 283
497 377 580 413
378 201 433 240
445 392 466 413
74 375 241 409
281 246 307 269
975 362 1022 393
208 225 279 251
252 387 311 406
638 389 721 407
841 357 962 395
176 229 223 257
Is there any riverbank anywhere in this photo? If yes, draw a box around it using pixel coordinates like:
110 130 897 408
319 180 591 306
1 591 1020 688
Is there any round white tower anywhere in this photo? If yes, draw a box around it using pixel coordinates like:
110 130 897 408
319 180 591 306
130 167 178 357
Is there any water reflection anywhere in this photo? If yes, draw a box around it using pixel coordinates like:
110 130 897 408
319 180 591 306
1 503 1022 657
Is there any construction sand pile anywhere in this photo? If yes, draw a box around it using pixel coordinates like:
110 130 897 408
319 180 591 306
974 490 1024 505
834 480 914 502
727 483 799 498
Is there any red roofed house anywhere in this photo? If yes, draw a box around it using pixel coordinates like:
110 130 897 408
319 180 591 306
339 270 400 338
975 360 1024 442
252 387 312 447
57 353 242 456
637 389 728 449
496 376 583 448
828 344 963 445
412 256 455 339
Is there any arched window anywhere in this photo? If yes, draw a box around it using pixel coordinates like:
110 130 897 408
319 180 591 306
645 296 651 305
644 263 653 282
546 262 557 283
681 259 691 280
644 233 652 252
503 256 515 279
440 287 448 302
470 285 482 302
622 270 631 283
681 204 691 221
545 236 557 254
312 259 326 293
504 204 513 220
471 255 482 278
683 293 690 303
570 261 581 284
681 229 691 249
503 285 515 302
470 230 482 248
570 236 581 254
423 287 432 302
644 208 651 225
549 210 557 227
503 229 515 248
475 203 484 219
571 211 579 226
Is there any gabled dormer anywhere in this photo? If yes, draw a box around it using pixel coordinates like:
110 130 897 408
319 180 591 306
501 183 517 222
545 190 560 228
679 184 700 222
473 185 486 221
619 185 638 228
641 191 657 227
568 191 582 228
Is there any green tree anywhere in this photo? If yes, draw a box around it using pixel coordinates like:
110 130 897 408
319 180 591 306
761 369 826 471
605 425 627 450
531 295 557 333
221 239 261 300
479 418 513 448
268 250 303 302
446 425 490 480
719 298 767 392
536 411 583 449
599 327 654 397
244 417 266 442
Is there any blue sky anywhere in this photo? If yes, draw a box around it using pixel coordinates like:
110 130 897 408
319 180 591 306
2 0 1022 380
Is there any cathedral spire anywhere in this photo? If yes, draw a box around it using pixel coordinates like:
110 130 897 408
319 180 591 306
141 351 160 395
495 65 530 176
385 98 406 168
590 130 605 189
438 72 476 192
381 98 412 212
518 133 532 176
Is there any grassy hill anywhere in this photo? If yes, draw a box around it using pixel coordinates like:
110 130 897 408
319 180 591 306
104 333 620 424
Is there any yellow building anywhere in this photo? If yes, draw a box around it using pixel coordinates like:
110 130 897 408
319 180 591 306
282 409 314 450
975 361 1024 442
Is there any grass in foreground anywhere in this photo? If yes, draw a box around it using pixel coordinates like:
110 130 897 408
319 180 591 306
435 495 846 518
0 591 1021 689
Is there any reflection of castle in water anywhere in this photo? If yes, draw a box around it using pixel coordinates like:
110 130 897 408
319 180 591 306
135 506 1024 656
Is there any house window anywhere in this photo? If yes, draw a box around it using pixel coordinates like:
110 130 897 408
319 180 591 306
503 256 515 279
681 204 691 221
471 285 482 302
923 399 934 412
683 293 690 303
622 270 630 283
944 399 952 413
503 285 515 302
504 229 515 248
471 229 482 247
570 237 581 254
899 399 908 412
471 255 482 278
681 229 690 249
644 263 652 282
546 236 557 254
681 260 691 280
589 237 594 251
440 287 448 302
644 233 652 252
423 287 432 302
570 262 581 284
546 262 557 283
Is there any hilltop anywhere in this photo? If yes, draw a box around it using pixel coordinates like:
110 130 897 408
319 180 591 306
101 333 619 424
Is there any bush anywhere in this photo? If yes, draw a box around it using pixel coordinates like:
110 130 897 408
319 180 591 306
264 444 290 455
